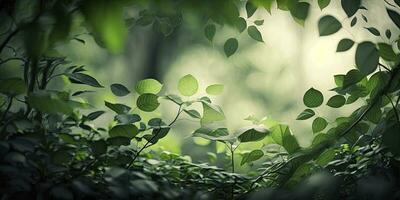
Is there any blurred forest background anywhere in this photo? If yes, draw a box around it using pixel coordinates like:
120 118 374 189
1 0 397 169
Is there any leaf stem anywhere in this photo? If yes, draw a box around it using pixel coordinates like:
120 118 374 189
127 105 182 168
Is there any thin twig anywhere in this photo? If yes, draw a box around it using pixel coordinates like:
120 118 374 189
385 94 400 122
379 63 392 72
127 105 182 168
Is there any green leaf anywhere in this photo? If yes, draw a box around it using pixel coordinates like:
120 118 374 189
318 15 342 36
87 111 105 121
270 124 300 154
235 17 247 33
110 83 130 96
164 94 183 105
105 101 131 114
254 20 264 26
334 74 345 87
343 69 364 88
395 0 400 6
355 41 379 75
109 124 138 139
200 101 225 124
107 136 131 146
224 38 239 57
296 109 315 120
204 24 216 42
326 95 346 108
0 78 27 95
115 114 141 124
336 38 354 52
241 149 264 165
193 127 235 143
350 17 357 27
378 43 397 61
68 73 103 88
312 117 328 133
135 79 163 95
81 0 127 53
178 74 198 96
382 123 400 155
89 140 107 156
364 27 380 36
387 9 400 29
52 150 72 165
27 92 72 115
318 0 331 10
289 2 310 24
136 93 159 112
303 88 324 108
385 29 392 39
183 109 201 119
206 84 224 95
366 102 382 124
341 0 360 17
315 148 335 166
247 25 263 42
237 125 270 143
246 1 257 18
144 127 171 144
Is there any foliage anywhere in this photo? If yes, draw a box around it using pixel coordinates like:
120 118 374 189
1 0 400 199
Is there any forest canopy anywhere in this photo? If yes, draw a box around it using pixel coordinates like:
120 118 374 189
1 0 400 199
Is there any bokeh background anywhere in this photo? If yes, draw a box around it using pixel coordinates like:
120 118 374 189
2 0 396 170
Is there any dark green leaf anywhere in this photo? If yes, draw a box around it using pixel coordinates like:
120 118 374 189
350 17 357 27
312 117 328 133
87 111 105 121
341 0 361 17
378 43 397 61
246 1 257 18
136 93 159 112
204 24 216 42
385 29 392 39
327 95 346 108
318 15 342 36
89 140 107 156
247 25 263 42
0 78 27 95
336 38 354 52
382 123 400 155
224 38 239 57
237 125 270 143
105 101 131 114
115 114 141 124
318 0 331 10
110 83 130 96
387 9 400 29
241 149 264 165
316 148 335 166
144 127 171 144
296 109 315 120
303 88 324 108
364 27 380 36
109 124 138 139
27 92 72 115
355 41 379 75
343 69 364 88
235 17 247 33
68 73 103 88
107 136 131 146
